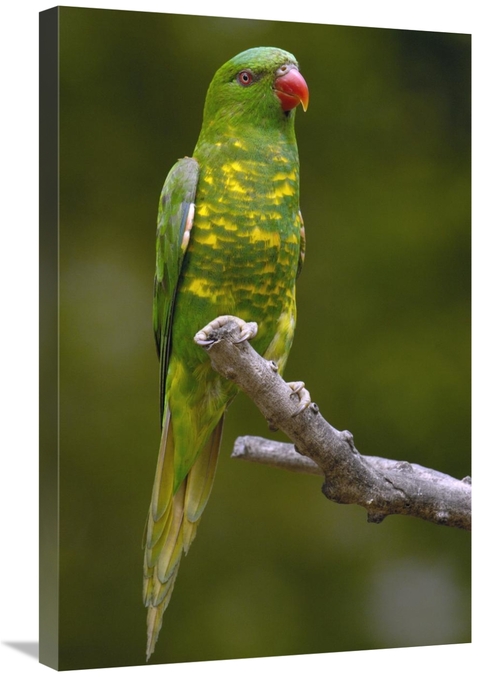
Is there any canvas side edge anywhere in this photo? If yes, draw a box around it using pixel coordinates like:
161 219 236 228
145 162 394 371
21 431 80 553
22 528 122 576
39 6 60 671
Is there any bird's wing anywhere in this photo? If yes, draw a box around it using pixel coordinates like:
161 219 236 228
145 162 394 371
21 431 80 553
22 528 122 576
153 156 199 423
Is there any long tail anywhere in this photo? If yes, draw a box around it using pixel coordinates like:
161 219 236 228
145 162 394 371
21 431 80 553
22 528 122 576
142 409 224 660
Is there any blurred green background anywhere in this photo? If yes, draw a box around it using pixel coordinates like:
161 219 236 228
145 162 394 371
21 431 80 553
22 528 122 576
55 6 470 670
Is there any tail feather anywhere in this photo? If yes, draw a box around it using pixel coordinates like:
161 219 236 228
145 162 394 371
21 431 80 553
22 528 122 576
185 416 224 526
145 567 179 661
143 411 224 660
150 409 175 522
156 481 186 584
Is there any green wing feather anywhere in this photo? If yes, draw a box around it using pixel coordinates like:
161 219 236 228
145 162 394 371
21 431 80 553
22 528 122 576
153 156 199 423
297 210 306 278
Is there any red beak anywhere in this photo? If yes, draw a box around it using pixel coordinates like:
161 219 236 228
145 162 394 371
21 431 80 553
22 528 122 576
274 66 309 112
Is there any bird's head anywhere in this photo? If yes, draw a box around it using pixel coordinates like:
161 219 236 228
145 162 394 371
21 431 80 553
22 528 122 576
200 47 309 137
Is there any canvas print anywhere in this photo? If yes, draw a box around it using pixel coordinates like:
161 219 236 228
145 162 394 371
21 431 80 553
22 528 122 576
39 6 471 671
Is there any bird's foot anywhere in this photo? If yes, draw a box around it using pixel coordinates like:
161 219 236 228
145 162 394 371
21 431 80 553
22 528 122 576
287 380 312 416
194 315 258 347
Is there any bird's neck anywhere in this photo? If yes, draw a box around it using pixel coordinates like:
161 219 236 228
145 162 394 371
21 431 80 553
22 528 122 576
194 123 298 176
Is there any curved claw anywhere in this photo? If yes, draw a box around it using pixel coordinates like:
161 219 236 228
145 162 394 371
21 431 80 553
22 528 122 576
287 381 312 417
233 321 258 344
194 329 218 347
194 337 217 346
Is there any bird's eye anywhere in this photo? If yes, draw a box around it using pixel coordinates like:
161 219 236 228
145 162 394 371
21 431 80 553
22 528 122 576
237 70 254 86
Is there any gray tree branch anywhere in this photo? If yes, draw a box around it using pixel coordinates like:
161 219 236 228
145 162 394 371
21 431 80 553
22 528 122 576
194 316 471 531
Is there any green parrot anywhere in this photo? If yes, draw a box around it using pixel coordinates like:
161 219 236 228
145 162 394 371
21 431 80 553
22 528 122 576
143 46 309 660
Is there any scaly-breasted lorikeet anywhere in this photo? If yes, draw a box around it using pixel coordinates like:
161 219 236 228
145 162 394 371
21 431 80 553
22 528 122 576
143 46 309 659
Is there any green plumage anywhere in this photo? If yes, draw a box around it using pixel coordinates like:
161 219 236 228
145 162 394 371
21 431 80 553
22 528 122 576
143 46 308 659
